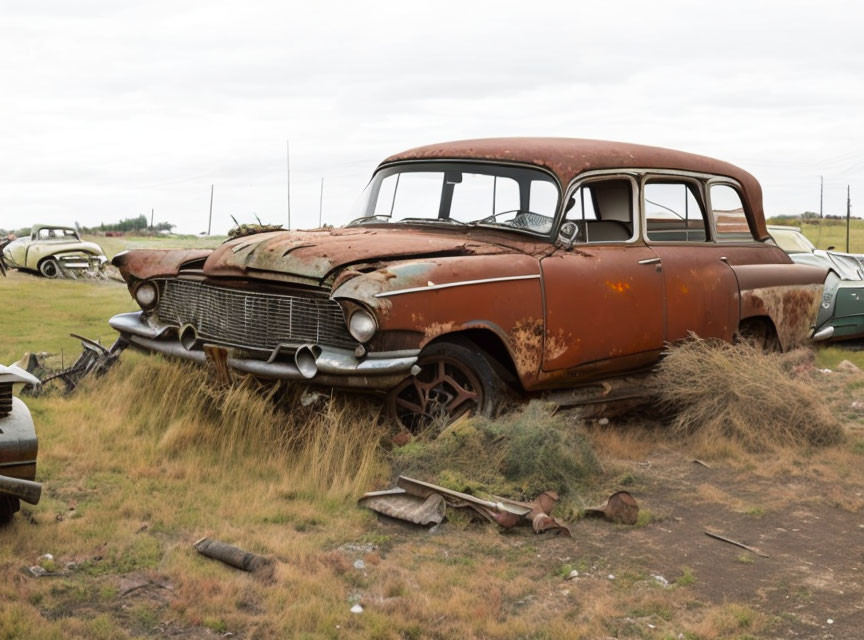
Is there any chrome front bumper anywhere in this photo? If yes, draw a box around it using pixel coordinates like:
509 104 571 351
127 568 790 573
109 311 419 390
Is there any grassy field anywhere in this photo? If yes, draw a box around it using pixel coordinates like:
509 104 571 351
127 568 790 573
2 240 864 639
81 234 226 260
767 217 864 254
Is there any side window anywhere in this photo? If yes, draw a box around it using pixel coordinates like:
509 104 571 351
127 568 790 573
710 184 754 243
644 181 708 242
564 179 633 243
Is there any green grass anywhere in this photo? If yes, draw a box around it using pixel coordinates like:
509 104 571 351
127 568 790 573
0 271 134 364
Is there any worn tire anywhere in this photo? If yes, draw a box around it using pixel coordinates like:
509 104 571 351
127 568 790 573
0 495 20 524
387 339 507 432
39 258 60 278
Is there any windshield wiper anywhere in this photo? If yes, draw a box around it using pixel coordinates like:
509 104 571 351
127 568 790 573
397 217 467 226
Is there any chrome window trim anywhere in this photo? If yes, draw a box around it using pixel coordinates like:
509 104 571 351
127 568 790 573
557 172 642 245
705 177 761 244
374 274 541 298
640 172 713 245
357 159 563 240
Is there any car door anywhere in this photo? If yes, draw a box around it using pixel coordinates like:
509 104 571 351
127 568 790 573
643 176 739 342
541 175 666 373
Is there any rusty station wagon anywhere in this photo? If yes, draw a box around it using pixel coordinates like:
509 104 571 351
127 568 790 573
110 139 826 429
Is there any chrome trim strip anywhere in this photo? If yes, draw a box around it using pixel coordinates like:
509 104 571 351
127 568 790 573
374 274 541 298
0 460 37 469
812 326 835 342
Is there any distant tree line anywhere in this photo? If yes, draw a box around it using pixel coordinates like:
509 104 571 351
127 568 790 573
77 215 174 234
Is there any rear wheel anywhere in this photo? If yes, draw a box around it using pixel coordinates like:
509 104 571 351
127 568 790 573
0 495 20 523
736 319 781 352
386 341 505 432
39 258 59 278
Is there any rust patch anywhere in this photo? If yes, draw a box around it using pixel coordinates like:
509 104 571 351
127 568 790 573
424 321 457 339
511 318 544 376
744 284 822 349
544 329 570 361
606 280 631 293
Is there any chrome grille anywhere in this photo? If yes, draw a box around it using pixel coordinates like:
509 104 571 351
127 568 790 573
155 279 355 351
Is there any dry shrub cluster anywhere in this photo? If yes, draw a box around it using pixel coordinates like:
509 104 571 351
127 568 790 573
651 338 844 453
392 401 599 500
93 354 387 497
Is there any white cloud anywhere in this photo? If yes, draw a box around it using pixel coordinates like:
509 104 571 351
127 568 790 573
0 0 861 233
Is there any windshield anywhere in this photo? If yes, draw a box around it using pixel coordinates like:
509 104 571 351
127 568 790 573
348 162 560 235
37 228 79 241
770 228 815 254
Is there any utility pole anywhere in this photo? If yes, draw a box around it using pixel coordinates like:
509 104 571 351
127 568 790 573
207 184 214 235
150 208 154 228
319 177 324 227
820 175 824 218
286 140 291 230
847 185 852 253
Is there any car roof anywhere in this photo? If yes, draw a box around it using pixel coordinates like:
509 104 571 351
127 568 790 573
382 138 769 241
32 224 77 233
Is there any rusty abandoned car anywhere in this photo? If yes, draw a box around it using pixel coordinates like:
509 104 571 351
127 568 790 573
109 138 827 429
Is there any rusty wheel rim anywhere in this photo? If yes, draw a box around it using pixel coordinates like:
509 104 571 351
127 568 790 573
387 355 483 432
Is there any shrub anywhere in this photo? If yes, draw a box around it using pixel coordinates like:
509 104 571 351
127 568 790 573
651 338 843 453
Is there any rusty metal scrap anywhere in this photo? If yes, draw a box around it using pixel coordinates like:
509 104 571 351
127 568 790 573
22 334 127 395
357 488 446 526
194 537 275 578
583 491 640 525
360 476 573 536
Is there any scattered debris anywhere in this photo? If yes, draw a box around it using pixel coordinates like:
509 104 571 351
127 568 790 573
704 530 769 558
836 360 861 374
20 334 127 395
851 401 864 413
357 488 446 526
565 570 579 580
583 491 640 525
27 565 47 577
194 537 275 578
651 574 670 587
350 604 363 614
361 476 638 536
692 459 712 469
353 559 366 570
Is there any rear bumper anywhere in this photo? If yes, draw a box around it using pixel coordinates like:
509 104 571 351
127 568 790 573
109 311 418 390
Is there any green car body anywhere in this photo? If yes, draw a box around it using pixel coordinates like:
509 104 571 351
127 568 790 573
769 225 864 342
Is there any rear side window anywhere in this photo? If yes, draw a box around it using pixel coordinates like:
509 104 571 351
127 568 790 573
644 181 708 242
711 184 754 242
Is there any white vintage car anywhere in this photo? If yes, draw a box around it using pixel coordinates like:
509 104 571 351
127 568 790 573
2 225 107 277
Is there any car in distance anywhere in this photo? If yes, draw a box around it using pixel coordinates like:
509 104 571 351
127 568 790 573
2 225 107 278
109 138 827 429
769 224 864 342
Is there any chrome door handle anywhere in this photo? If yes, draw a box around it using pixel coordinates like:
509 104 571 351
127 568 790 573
638 257 661 265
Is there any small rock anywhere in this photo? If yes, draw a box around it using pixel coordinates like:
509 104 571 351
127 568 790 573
607 574 615 580
597 417 609 426
39 553 54 562
28 566 46 577
353 559 366 570
836 360 861 374
851 401 864 413
350 604 363 614
651 574 670 587
827 619 834 624
566 570 579 580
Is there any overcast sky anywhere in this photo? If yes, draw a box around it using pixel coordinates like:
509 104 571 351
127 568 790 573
1 0 862 234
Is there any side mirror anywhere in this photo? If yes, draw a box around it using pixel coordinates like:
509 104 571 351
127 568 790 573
557 221 579 249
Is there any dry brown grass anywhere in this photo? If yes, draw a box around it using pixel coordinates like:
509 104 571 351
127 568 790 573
651 339 844 454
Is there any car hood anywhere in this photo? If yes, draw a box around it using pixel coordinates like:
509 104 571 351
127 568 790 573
202 226 540 284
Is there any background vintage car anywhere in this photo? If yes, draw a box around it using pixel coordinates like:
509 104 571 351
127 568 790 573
110 139 827 429
769 224 864 342
2 224 107 278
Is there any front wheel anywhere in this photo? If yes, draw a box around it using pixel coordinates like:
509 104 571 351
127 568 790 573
39 258 60 278
386 341 506 432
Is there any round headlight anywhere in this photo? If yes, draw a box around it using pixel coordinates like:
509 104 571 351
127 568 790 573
348 309 377 343
135 282 158 309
